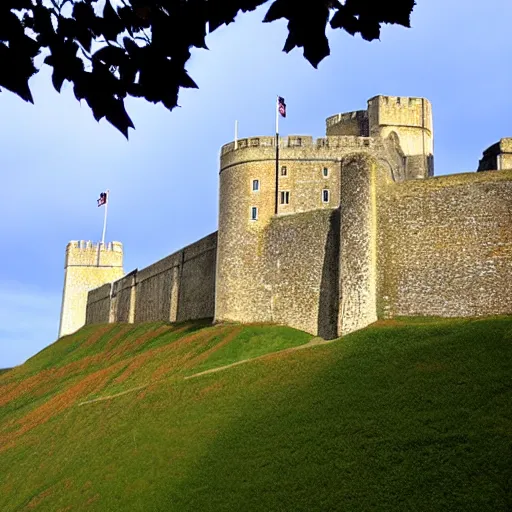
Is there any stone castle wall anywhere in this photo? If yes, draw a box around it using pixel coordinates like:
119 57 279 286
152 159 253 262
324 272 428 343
85 233 217 327
338 154 381 335
263 208 340 339
378 170 512 318
111 270 137 323
85 283 112 325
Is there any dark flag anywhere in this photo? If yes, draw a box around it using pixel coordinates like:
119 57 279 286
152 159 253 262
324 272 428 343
97 192 108 207
278 96 286 118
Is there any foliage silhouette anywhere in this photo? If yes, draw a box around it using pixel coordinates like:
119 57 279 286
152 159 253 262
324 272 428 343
1 0 416 137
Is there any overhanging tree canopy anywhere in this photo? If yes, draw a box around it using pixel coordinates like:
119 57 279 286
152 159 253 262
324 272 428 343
1 0 416 137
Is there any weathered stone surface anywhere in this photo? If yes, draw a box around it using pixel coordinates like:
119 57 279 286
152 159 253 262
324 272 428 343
378 170 512 318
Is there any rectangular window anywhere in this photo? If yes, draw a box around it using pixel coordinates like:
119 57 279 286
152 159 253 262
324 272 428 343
252 179 259 191
323 167 329 177
322 189 329 203
281 166 288 176
251 207 258 220
280 191 290 205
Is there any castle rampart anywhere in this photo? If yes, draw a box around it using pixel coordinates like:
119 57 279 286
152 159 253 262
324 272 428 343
85 233 217 328
85 283 112 325
110 270 137 323
378 169 512 319
67 94 512 342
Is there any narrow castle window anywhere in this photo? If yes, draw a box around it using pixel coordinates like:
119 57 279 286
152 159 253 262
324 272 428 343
323 167 329 177
281 166 288 177
280 191 290 205
252 179 260 191
251 207 258 220
322 189 330 203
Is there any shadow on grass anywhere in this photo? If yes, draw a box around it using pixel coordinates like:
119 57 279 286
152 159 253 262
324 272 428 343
169 317 512 512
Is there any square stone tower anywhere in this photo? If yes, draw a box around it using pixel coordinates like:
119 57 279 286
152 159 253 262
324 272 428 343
58 241 124 337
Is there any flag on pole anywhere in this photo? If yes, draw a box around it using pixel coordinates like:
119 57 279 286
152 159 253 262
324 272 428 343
97 192 108 207
278 96 286 118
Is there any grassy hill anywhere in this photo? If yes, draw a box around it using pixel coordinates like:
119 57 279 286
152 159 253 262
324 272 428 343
1 317 511 511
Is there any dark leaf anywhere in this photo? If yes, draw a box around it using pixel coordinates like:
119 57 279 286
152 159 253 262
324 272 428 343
330 6 360 35
263 0 288 22
0 42 35 102
105 98 134 138
360 19 380 41
102 0 126 41
0 11 24 42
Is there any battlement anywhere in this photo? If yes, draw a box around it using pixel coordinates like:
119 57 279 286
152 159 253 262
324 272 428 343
64 240 123 268
66 240 123 252
326 110 368 128
368 95 426 107
325 110 369 137
368 95 432 132
220 135 377 157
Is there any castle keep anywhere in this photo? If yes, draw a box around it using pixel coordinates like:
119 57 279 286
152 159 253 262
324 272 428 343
58 95 512 339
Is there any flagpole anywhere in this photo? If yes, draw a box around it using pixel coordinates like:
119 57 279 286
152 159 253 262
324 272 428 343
101 189 109 246
275 97 279 215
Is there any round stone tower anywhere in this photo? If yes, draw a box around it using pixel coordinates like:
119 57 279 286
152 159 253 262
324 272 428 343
58 240 124 337
215 135 345 324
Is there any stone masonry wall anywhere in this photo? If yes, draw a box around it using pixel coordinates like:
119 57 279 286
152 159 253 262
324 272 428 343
264 209 340 339
338 154 380 335
378 170 512 318
177 232 217 321
85 283 112 325
111 270 137 323
85 233 217 327
134 252 180 323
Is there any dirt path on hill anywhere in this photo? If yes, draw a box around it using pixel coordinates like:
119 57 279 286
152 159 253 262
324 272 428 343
183 336 331 380
77 336 332 406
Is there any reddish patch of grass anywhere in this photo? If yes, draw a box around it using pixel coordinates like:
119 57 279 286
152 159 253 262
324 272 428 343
82 325 117 348
101 325 134 353
107 325 172 359
149 326 231 380
26 487 54 509
0 361 126 451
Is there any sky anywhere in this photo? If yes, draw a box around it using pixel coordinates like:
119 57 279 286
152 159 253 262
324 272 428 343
1 0 511 368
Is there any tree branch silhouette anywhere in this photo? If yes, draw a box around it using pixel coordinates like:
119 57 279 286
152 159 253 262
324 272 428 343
0 0 416 138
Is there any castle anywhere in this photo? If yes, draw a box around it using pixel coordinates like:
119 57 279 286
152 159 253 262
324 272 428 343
58 95 512 340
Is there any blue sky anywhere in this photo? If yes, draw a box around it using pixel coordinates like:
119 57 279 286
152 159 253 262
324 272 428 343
1 0 511 368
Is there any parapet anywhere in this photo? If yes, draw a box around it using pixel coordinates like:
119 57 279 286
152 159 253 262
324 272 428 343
367 95 432 133
64 240 123 267
326 110 369 137
478 138 512 171
220 135 378 158
66 240 123 252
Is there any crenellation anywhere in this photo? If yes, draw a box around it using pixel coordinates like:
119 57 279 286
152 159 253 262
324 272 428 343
222 135 380 157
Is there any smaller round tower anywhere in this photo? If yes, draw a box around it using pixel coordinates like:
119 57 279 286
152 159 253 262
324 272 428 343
58 241 124 338
367 95 433 179
326 110 369 137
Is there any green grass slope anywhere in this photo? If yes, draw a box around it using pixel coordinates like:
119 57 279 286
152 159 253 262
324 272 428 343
1 317 511 511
